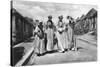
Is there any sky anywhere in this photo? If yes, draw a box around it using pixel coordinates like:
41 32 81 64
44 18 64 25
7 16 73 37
12 0 97 24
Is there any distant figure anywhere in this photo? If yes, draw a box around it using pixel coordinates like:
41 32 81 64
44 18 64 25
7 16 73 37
33 21 45 56
56 15 66 53
45 15 54 52
67 16 77 51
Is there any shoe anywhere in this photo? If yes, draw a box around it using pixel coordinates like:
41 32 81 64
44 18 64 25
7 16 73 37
67 48 70 51
71 48 77 51
58 50 65 53
37 54 41 56
62 51 65 53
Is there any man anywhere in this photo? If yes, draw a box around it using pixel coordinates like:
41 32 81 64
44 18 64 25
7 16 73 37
67 16 77 51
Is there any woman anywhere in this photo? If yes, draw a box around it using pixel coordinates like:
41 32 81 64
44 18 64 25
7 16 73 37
67 23 73 50
67 16 77 51
33 21 45 56
45 15 54 52
56 15 66 53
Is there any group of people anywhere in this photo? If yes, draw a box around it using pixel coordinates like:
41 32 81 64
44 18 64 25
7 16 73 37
33 15 77 56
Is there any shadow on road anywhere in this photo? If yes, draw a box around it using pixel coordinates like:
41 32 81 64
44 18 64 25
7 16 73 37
77 47 84 50
37 47 84 56
37 50 58 56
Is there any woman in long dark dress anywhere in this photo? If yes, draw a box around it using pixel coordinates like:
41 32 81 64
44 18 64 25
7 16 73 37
67 16 77 51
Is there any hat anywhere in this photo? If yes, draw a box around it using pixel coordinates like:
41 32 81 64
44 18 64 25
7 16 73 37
39 22 43 25
35 20 39 22
58 15 63 19
67 16 73 20
48 15 52 19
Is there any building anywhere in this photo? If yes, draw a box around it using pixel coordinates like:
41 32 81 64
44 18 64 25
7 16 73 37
11 8 34 46
75 8 97 35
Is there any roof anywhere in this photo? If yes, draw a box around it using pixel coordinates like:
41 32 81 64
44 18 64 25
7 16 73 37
11 8 34 26
85 8 97 19
76 8 97 21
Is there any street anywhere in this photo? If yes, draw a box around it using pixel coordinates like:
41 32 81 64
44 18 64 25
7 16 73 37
31 34 97 65
14 33 97 66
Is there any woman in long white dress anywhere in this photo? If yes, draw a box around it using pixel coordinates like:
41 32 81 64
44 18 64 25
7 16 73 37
56 15 66 53
33 22 45 55
45 15 54 52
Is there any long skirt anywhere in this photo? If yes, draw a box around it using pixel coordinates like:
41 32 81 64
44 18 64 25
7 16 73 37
63 31 69 49
56 32 64 51
67 25 77 50
67 25 73 49
45 28 54 51
34 36 45 54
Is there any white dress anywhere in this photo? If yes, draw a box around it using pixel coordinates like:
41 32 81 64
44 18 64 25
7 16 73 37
45 28 54 51
56 22 65 51
34 26 45 54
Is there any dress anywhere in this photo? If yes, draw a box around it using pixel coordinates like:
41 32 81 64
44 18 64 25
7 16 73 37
45 28 54 51
67 24 73 49
63 24 69 49
34 26 45 54
56 21 65 52
68 21 77 50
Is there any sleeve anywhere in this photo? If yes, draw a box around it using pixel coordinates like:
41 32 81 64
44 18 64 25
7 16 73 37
34 26 39 33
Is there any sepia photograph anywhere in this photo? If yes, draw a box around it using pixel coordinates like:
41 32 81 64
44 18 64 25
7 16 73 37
11 0 97 66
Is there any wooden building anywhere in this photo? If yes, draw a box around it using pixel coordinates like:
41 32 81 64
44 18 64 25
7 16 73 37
11 8 34 46
75 8 97 35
